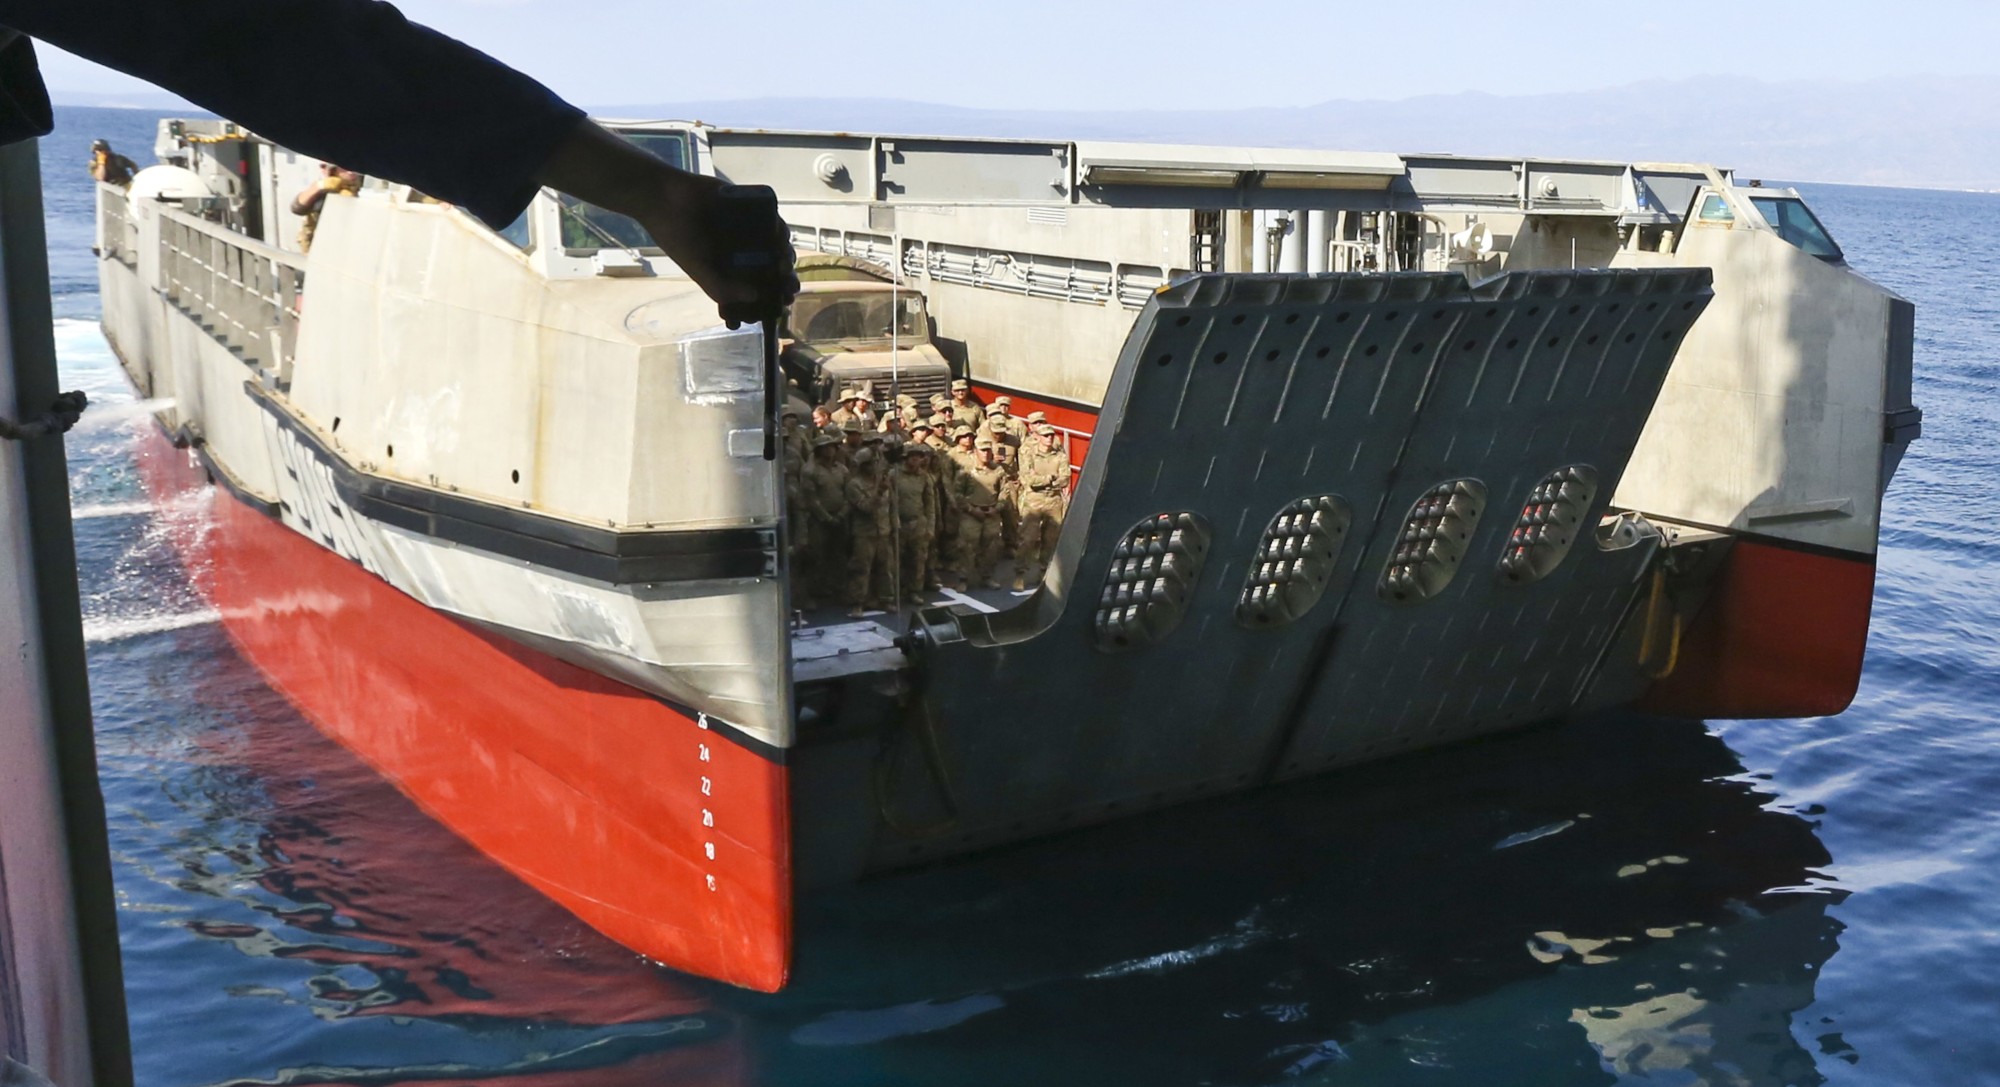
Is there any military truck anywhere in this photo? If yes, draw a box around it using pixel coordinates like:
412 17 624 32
780 255 953 407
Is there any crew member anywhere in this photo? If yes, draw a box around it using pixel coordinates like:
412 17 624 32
801 434 850 606
992 435 1022 559
893 443 940 603
948 437 1008 590
843 446 894 616
947 424 979 475
948 378 982 431
292 163 363 252
88 138 137 186
1014 422 1070 590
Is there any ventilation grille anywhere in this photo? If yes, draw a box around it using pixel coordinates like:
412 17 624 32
1238 496 1352 627
1095 512 1211 650
1380 480 1487 604
1498 466 1598 584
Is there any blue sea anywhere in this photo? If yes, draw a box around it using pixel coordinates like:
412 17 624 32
41 105 2000 1085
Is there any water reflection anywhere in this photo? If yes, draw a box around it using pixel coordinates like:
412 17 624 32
107 616 1842 1086
747 712 1845 1086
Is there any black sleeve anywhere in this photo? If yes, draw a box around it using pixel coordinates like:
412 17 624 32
0 1 585 228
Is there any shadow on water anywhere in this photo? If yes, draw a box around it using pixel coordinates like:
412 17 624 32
742 712 1847 1086
105 603 1846 1087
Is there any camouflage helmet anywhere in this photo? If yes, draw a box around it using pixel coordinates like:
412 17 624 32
952 424 976 441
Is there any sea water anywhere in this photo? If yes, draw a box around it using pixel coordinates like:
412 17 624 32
43 106 2000 1086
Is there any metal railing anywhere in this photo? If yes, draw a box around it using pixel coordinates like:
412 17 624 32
157 207 305 381
96 184 138 269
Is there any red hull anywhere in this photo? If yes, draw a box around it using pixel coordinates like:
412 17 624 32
137 431 793 991
1639 537 1876 718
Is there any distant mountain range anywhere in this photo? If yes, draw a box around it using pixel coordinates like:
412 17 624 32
56 76 2000 190
50 87 195 112
603 77 2000 191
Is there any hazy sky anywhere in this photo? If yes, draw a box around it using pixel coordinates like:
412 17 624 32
35 0 2000 111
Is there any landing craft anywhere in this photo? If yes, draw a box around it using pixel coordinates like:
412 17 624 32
95 118 1918 991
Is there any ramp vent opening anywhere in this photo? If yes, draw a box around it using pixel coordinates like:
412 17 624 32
1237 495 1352 627
1380 480 1487 604
1095 512 1211 651
1498 466 1599 584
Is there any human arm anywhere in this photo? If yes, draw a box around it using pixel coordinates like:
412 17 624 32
0 0 793 319
530 120 796 325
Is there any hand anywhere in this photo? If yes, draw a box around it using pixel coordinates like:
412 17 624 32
533 121 800 326
638 173 799 328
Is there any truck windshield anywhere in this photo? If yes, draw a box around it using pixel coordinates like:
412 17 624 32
785 291 930 344
558 130 690 252
1749 196 1844 262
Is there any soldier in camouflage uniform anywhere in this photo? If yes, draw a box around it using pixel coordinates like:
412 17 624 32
948 437 1008 590
1014 422 1070 590
948 378 983 432
987 396 1029 449
893 444 941 602
781 419 811 606
830 389 876 431
780 408 810 466
800 434 851 606
986 402 1023 557
843 446 894 616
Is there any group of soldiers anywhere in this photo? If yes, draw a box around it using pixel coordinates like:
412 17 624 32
781 378 1072 617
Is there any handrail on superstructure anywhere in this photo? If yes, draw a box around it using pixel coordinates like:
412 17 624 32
153 201 305 383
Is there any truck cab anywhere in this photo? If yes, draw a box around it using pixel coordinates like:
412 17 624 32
778 255 953 406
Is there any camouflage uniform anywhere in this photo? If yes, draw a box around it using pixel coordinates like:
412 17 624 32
947 379 984 432
782 434 811 603
1015 426 1070 587
948 440 1008 589
843 450 894 612
800 439 851 604
987 417 1022 556
894 449 941 600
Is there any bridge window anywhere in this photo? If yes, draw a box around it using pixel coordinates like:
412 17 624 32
1750 196 1844 262
1095 512 1211 650
560 129 690 253
1238 496 1351 627
495 209 532 251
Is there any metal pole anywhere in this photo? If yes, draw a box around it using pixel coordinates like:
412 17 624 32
0 137 134 1087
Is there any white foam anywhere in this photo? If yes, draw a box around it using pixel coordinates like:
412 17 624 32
82 607 221 645
71 500 156 521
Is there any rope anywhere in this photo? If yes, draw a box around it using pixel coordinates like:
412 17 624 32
1636 565 1683 679
0 391 87 441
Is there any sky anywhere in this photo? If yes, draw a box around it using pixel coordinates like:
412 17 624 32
35 0 2000 112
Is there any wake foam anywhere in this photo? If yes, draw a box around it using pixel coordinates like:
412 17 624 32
82 607 221 645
